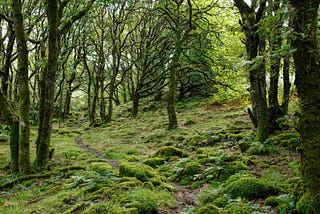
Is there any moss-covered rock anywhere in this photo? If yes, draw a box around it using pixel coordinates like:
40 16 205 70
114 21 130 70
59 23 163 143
222 202 254 214
196 203 219 214
265 196 279 207
89 162 114 175
154 146 187 160
121 188 175 214
223 177 278 200
119 162 159 182
184 162 202 176
214 196 229 208
142 157 166 168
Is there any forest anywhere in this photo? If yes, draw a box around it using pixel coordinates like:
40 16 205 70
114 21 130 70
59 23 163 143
0 0 320 213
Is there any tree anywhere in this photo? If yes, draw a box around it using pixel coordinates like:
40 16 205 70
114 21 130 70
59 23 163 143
11 0 32 174
34 0 95 170
158 0 215 129
234 0 269 141
289 0 320 212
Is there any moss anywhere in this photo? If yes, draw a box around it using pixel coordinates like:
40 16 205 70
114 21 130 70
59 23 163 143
246 141 279 155
223 177 278 200
223 202 254 214
265 196 279 207
184 119 196 126
154 146 187 160
119 162 160 182
261 166 284 186
142 157 166 168
184 162 202 176
121 188 175 214
64 149 82 159
296 192 320 214
89 162 114 175
214 196 229 208
196 203 219 214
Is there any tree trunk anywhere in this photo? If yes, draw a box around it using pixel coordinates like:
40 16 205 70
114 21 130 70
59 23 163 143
281 55 291 115
289 0 320 211
131 91 140 117
34 0 59 170
106 74 116 123
167 39 181 129
11 0 32 175
0 91 20 174
234 0 269 141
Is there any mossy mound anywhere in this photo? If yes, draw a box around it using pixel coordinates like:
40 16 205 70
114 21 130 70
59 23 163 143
120 188 175 214
119 162 160 182
222 202 254 214
184 162 202 176
196 203 219 214
223 177 278 200
89 162 114 175
213 196 229 208
142 157 166 168
154 146 187 160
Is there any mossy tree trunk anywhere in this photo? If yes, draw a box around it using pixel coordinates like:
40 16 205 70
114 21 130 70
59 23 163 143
234 0 269 142
281 55 291 115
11 0 32 175
34 0 59 170
167 39 181 129
0 91 19 174
289 0 320 211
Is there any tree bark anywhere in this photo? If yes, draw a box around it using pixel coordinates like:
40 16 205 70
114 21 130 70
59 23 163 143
289 0 320 211
234 0 269 141
281 55 291 115
11 0 32 175
34 0 59 170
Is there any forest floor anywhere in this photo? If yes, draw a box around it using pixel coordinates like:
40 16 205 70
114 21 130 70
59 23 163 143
0 98 300 213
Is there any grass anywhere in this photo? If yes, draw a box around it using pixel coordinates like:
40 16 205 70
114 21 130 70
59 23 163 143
0 98 299 213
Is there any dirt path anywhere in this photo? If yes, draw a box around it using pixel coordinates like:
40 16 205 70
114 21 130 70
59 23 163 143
75 136 119 169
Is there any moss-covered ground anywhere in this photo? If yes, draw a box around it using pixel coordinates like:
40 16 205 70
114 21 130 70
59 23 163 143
0 98 299 213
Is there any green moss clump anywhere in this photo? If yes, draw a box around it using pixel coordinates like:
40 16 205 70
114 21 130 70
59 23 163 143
184 119 196 126
121 188 175 214
89 162 113 175
265 196 279 207
142 157 166 168
223 202 253 214
196 203 219 214
154 146 187 160
296 192 320 214
214 196 229 208
119 162 160 182
223 177 278 200
184 162 202 176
